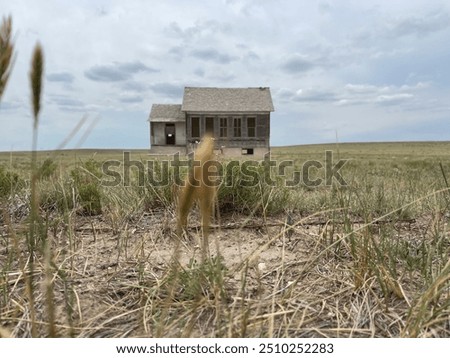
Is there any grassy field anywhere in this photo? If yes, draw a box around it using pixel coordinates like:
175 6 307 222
0 141 450 337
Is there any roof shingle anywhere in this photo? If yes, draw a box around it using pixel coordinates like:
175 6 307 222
149 104 184 122
181 87 274 112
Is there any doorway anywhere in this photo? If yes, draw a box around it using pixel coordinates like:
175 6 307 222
165 124 175 145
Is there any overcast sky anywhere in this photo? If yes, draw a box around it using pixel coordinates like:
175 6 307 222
1 0 449 151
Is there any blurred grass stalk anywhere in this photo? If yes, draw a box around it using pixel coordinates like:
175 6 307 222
27 43 56 337
0 15 14 101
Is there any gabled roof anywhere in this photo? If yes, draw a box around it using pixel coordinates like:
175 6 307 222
181 87 274 112
149 104 184 122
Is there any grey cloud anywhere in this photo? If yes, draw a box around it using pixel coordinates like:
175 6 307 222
85 61 158 82
0 101 23 111
47 72 74 83
165 20 230 41
375 93 414 106
281 55 316 74
49 95 85 112
338 84 416 107
344 84 378 93
194 68 205 77
354 9 450 47
168 46 185 60
85 66 128 82
245 50 260 61
208 71 236 82
293 89 337 102
278 82 418 108
274 88 296 102
190 48 238 64
121 81 148 92
148 83 183 98
118 61 156 73
119 95 144 103
389 11 450 38
274 87 336 103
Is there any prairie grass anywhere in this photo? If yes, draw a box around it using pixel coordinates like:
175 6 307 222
1 142 449 337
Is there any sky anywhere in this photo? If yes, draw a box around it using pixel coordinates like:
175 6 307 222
1 0 450 151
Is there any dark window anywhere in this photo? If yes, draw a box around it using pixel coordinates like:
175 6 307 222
165 124 175 145
247 117 256 137
219 117 228 138
233 117 241 137
191 117 200 138
205 117 214 135
242 148 254 155
256 115 267 137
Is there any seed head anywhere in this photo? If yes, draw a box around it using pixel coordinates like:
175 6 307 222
30 43 44 123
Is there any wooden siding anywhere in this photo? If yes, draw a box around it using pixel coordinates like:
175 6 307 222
185 112 270 148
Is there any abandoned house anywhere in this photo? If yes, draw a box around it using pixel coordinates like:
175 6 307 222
148 87 274 157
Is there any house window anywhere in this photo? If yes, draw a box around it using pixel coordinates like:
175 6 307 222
205 117 214 135
247 117 256 137
219 117 228 138
191 117 200 138
233 117 241 137
242 148 254 155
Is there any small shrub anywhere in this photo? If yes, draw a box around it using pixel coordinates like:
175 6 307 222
39 179 75 213
70 159 102 215
37 158 58 180
0 166 24 198
218 161 288 215
166 255 228 301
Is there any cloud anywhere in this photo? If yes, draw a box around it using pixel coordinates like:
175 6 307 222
120 81 148 92
278 82 422 108
85 66 128 82
165 20 230 41
190 48 238 64
168 46 185 61
208 71 236 82
351 9 450 50
338 84 418 107
388 10 450 38
292 88 337 103
194 68 205 77
375 93 414 106
84 61 159 82
281 55 316 73
46 72 74 83
148 83 183 98
0 101 24 111
119 95 144 103
245 50 260 61
49 95 85 111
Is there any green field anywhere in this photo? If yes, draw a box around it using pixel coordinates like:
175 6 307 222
2 140 450 171
1 141 450 337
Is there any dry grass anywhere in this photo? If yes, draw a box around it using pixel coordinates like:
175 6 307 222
1 143 450 337
0 15 14 100
1 208 449 337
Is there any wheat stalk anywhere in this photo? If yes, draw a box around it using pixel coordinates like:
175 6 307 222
26 42 44 337
0 15 14 100
177 134 217 261
30 43 43 125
